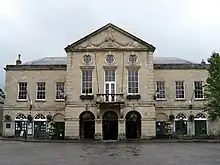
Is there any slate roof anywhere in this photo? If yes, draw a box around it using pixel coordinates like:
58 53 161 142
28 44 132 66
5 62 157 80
23 56 196 65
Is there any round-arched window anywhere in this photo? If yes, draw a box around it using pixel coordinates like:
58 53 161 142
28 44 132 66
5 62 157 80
83 55 92 64
105 55 115 64
128 54 138 64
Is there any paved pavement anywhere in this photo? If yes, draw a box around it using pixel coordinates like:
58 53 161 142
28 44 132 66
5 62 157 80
0 141 220 165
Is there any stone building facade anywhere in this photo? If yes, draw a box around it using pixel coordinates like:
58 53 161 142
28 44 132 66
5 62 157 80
0 96 4 135
2 23 220 140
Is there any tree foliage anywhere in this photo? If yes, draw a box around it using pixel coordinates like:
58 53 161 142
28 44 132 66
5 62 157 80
204 52 220 121
0 88 5 99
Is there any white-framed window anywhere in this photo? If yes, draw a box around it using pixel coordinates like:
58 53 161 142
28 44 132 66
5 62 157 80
175 81 185 99
18 82 27 100
56 82 65 100
156 81 165 99
194 81 204 99
81 70 92 94
104 69 116 101
36 82 46 100
128 70 139 94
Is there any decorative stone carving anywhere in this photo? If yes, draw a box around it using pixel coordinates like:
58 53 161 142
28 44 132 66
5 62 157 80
94 133 102 141
74 28 145 49
119 133 126 140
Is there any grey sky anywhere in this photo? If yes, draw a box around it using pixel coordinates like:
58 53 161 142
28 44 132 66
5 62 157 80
1 0 220 87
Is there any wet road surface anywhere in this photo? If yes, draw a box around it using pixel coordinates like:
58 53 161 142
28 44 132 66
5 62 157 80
0 141 220 165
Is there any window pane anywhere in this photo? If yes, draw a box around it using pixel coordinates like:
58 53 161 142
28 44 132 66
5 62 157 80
82 70 92 94
176 81 185 99
156 81 165 99
128 70 139 94
105 70 115 82
56 82 65 99
18 82 27 100
37 82 46 99
194 81 204 99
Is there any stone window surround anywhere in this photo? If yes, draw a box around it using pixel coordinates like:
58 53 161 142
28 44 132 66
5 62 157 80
156 81 166 100
17 82 28 101
175 81 185 100
128 54 138 64
105 54 115 64
194 81 204 100
80 66 94 95
55 82 65 101
125 65 140 95
36 82 46 101
82 54 92 65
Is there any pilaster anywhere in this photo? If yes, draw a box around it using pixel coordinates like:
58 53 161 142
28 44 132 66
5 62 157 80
65 118 80 140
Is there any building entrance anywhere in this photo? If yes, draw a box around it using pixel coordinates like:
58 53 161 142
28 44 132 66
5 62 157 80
102 111 118 140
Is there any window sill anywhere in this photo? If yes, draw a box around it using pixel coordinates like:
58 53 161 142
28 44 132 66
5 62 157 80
156 98 166 101
16 99 28 102
175 98 186 101
127 94 141 100
194 98 205 101
55 99 65 102
80 95 94 100
35 99 46 102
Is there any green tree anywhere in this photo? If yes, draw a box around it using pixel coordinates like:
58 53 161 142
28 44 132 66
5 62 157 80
204 52 220 121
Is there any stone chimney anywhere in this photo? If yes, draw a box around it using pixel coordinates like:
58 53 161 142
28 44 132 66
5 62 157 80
201 59 206 64
16 54 22 65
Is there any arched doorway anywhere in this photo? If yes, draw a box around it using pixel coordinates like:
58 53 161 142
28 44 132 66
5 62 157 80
15 114 27 137
102 111 118 140
195 113 207 136
125 111 141 139
53 114 65 140
34 114 47 139
79 111 95 139
175 113 188 135
155 113 169 138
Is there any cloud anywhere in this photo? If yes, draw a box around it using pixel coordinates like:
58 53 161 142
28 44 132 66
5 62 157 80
0 0 220 87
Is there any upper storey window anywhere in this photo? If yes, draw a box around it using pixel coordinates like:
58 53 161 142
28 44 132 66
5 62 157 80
56 82 65 100
18 82 27 100
105 54 115 64
175 81 185 99
82 70 93 94
128 54 138 64
194 81 204 99
36 82 46 100
156 81 166 99
128 70 139 94
83 54 92 64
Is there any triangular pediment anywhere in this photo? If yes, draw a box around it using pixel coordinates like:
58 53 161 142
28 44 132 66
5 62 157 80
65 23 155 51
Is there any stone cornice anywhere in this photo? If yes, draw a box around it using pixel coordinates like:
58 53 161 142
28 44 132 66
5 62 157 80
79 66 95 70
4 63 208 71
102 65 117 70
4 65 66 71
65 47 152 52
125 65 141 70
154 64 208 69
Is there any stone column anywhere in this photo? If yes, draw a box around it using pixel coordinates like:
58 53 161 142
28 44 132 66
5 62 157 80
65 119 80 140
141 119 156 139
94 119 102 140
118 119 126 140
